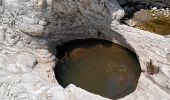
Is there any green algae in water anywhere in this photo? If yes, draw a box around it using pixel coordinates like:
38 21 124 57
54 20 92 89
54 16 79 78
55 39 141 99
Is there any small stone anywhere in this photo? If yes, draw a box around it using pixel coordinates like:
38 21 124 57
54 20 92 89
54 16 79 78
0 7 4 14
22 16 39 24
16 41 24 48
38 0 47 9
0 26 5 41
152 7 157 10
20 24 45 36
6 64 20 73
39 20 47 26
23 36 32 44
5 28 20 45
161 8 165 11
16 52 37 68
166 53 170 62
154 17 158 19
152 13 155 16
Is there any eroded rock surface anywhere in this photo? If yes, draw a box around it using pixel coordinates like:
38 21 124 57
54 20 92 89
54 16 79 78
0 0 169 100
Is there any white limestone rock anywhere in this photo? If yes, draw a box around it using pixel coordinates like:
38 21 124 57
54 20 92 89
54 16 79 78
20 24 45 36
0 0 169 100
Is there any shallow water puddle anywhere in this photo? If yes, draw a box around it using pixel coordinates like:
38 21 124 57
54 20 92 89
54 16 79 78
136 18 170 35
133 9 170 35
55 39 141 99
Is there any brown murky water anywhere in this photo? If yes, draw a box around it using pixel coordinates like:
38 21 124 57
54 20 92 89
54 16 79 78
55 39 141 99
136 18 170 35
134 10 170 35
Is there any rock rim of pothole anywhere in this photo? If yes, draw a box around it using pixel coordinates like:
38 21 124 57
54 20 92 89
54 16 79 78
0 0 170 100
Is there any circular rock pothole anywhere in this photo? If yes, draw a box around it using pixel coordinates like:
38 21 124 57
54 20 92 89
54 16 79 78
54 39 141 99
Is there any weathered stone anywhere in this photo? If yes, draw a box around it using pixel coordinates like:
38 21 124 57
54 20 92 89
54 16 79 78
20 24 45 36
39 20 47 26
166 53 170 61
0 26 5 41
37 0 47 9
22 16 39 24
16 52 37 68
5 28 20 45
0 0 169 100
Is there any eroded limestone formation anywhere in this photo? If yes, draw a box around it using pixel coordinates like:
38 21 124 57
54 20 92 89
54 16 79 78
0 0 170 100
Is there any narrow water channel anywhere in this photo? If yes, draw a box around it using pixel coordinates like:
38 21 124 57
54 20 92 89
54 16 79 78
55 39 141 99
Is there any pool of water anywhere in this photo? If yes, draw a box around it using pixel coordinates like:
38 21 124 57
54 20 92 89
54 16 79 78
132 9 170 35
55 39 141 99
136 18 170 35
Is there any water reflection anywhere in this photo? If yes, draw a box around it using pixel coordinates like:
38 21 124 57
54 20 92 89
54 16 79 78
55 39 141 99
